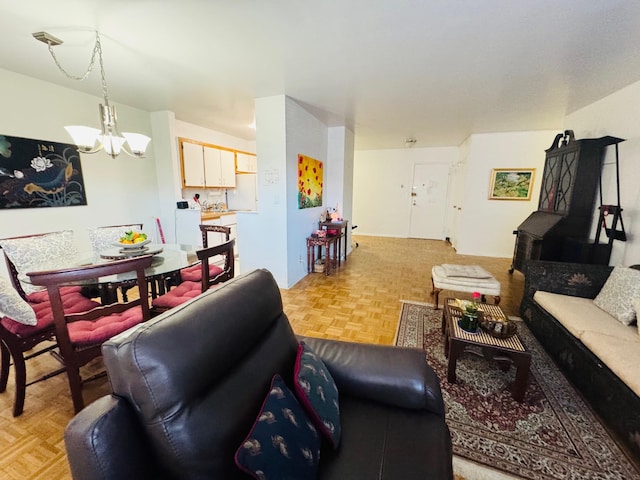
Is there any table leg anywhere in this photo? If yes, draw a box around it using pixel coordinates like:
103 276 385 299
511 353 531 402
324 240 331 275
344 225 348 263
447 340 465 384
99 285 118 305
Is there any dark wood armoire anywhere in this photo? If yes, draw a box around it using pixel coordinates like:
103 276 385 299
509 130 624 274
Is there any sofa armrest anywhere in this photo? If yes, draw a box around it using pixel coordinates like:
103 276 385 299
523 260 613 301
65 395 166 480
300 337 445 417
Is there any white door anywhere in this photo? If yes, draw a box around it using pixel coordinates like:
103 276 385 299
448 162 466 250
409 163 450 239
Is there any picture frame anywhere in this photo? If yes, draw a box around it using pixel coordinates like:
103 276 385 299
297 154 323 209
488 168 535 201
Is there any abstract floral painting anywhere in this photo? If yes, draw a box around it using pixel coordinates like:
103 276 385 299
0 134 87 209
298 154 323 209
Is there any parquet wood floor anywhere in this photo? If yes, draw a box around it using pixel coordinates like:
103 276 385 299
282 236 524 345
0 235 523 478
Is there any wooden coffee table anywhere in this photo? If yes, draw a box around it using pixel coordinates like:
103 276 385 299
441 298 531 402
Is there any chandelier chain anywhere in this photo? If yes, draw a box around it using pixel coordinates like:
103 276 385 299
37 29 150 157
46 31 101 82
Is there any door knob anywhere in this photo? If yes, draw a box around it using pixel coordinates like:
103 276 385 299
411 192 417 197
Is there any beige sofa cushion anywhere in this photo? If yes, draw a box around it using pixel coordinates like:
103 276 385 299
580 332 640 397
533 291 633 341
534 290 640 397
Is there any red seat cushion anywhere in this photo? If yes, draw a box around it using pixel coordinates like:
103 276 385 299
152 281 202 309
179 263 224 282
67 305 144 347
26 285 84 304
1 291 100 337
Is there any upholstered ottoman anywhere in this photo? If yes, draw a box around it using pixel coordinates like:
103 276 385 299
431 264 501 309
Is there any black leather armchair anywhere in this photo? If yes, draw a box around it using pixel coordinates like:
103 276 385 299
64 269 453 479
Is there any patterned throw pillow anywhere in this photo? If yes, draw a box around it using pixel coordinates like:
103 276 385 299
0 230 77 295
0 277 36 326
294 341 341 448
235 374 320 480
593 267 640 325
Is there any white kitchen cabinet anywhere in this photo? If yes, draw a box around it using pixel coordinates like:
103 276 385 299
180 139 236 188
204 147 236 188
181 142 206 187
236 152 257 173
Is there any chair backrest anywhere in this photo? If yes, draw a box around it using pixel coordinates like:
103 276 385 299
196 239 235 292
101 269 298 478
0 230 78 299
199 224 230 248
88 224 144 253
26 255 154 351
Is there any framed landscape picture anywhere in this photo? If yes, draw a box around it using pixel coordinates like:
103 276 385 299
488 168 535 200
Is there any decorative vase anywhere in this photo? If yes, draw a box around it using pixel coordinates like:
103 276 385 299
459 312 479 332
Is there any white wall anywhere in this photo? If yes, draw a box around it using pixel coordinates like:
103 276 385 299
239 96 350 288
237 96 289 284
0 68 158 280
326 126 355 256
285 97 329 287
455 131 559 257
150 111 182 243
353 147 458 237
565 79 640 266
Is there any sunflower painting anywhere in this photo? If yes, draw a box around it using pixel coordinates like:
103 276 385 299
298 154 323 209
0 134 87 209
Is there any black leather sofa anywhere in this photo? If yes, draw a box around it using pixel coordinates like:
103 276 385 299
64 269 453 479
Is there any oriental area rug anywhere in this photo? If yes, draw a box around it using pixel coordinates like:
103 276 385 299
395 300 640 480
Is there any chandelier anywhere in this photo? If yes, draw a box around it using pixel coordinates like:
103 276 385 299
33 31 151 158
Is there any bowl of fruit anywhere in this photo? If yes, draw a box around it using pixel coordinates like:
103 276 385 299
114 231 151 249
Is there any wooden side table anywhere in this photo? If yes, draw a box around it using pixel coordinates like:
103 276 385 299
306 235 339 275
318 220 348 265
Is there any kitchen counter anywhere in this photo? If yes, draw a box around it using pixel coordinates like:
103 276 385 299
200 211 237 221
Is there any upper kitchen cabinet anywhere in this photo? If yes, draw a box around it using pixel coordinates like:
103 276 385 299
236 152 257 173
179 138 236 188
204 147 236 188
181 141 206 187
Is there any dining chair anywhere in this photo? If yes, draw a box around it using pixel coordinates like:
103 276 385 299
151 239 235 315
87 223 144 301
175 225 231 284
27 254 153 413
87 223 144 253
0 230 80 301
0 281 100 416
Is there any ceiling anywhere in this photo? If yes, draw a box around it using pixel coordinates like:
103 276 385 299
2 1 640 150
